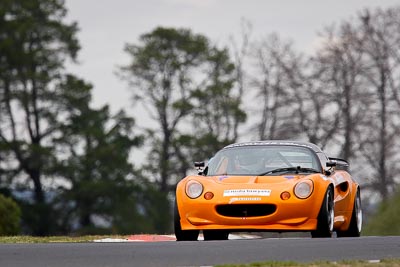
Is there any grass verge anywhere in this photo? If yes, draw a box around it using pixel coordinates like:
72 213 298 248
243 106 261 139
216 259 400 267
0 235 127 243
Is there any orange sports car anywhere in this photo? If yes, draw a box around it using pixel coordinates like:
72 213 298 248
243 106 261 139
174 141 362 241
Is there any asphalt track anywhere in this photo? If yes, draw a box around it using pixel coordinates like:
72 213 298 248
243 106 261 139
0 236 399 267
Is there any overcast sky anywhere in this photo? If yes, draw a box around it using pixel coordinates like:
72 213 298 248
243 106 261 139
65 0 399 124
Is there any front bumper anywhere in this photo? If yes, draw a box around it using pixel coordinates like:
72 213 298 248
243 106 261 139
177 184 324 231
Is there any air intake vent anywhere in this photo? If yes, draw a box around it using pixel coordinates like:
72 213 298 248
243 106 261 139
216 204 276 217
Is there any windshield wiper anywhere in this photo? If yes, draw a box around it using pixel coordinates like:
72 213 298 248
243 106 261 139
258 166 320 176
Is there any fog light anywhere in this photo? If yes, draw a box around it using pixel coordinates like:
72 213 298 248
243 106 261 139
204 192 214 200
280 191 291 200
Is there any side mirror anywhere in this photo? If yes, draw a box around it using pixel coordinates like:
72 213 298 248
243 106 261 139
324 161 336 176
194 162 205 175
328 157 349 167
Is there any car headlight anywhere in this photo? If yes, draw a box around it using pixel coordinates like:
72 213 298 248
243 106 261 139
186 180 203 199
294 180 314 199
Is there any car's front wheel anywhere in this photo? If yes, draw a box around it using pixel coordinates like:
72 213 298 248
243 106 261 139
311 187 334 238
174 199 199 241
337 189 362 237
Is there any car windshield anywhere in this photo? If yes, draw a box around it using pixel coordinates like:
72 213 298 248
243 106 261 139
207 145 321 176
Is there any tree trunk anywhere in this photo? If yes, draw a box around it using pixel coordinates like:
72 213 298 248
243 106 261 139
160 129 171 193
342 84 352 160
29 169 51 236
378 70 388 200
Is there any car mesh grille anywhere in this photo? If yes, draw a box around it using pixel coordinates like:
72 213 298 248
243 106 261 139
216 204 276 217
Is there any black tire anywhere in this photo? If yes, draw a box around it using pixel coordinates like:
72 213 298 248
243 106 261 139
337 189 362 237
203 230 229 241
311 187 334 238
174 199 199 241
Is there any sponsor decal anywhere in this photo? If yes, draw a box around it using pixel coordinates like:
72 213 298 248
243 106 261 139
229 197 261 204
284 176 295 179
218 175 229 181
223 189 271 197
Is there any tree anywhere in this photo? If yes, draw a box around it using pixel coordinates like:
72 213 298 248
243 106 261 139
120 27 210 194
120 27 246 232
310 21 370 156
364 186 400 235
307 6 400 201
52 75 148 234
249 34 304 140
229 18 253 141
291 70 342 150
120 27 246 186
0 0 79 235
355 7 400 200
194 47 246 145
171 46 247 179
0 194 21 236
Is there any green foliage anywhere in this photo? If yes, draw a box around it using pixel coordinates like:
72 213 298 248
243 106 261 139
0 194 21 236
122 27 213 192
120 26 248 233
364 189 400 236
1 0 399 238
0 0 80 235
0 235 118 243
120 27 246 233
1 0 155 236
52 76 148 234
216 259 400 267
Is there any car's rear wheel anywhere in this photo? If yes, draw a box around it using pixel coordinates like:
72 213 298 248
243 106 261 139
311 187 334 238
203 230 229 241
337 189 362 237
174 199 199 241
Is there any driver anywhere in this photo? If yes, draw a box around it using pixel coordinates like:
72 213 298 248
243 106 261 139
234 152 265 173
